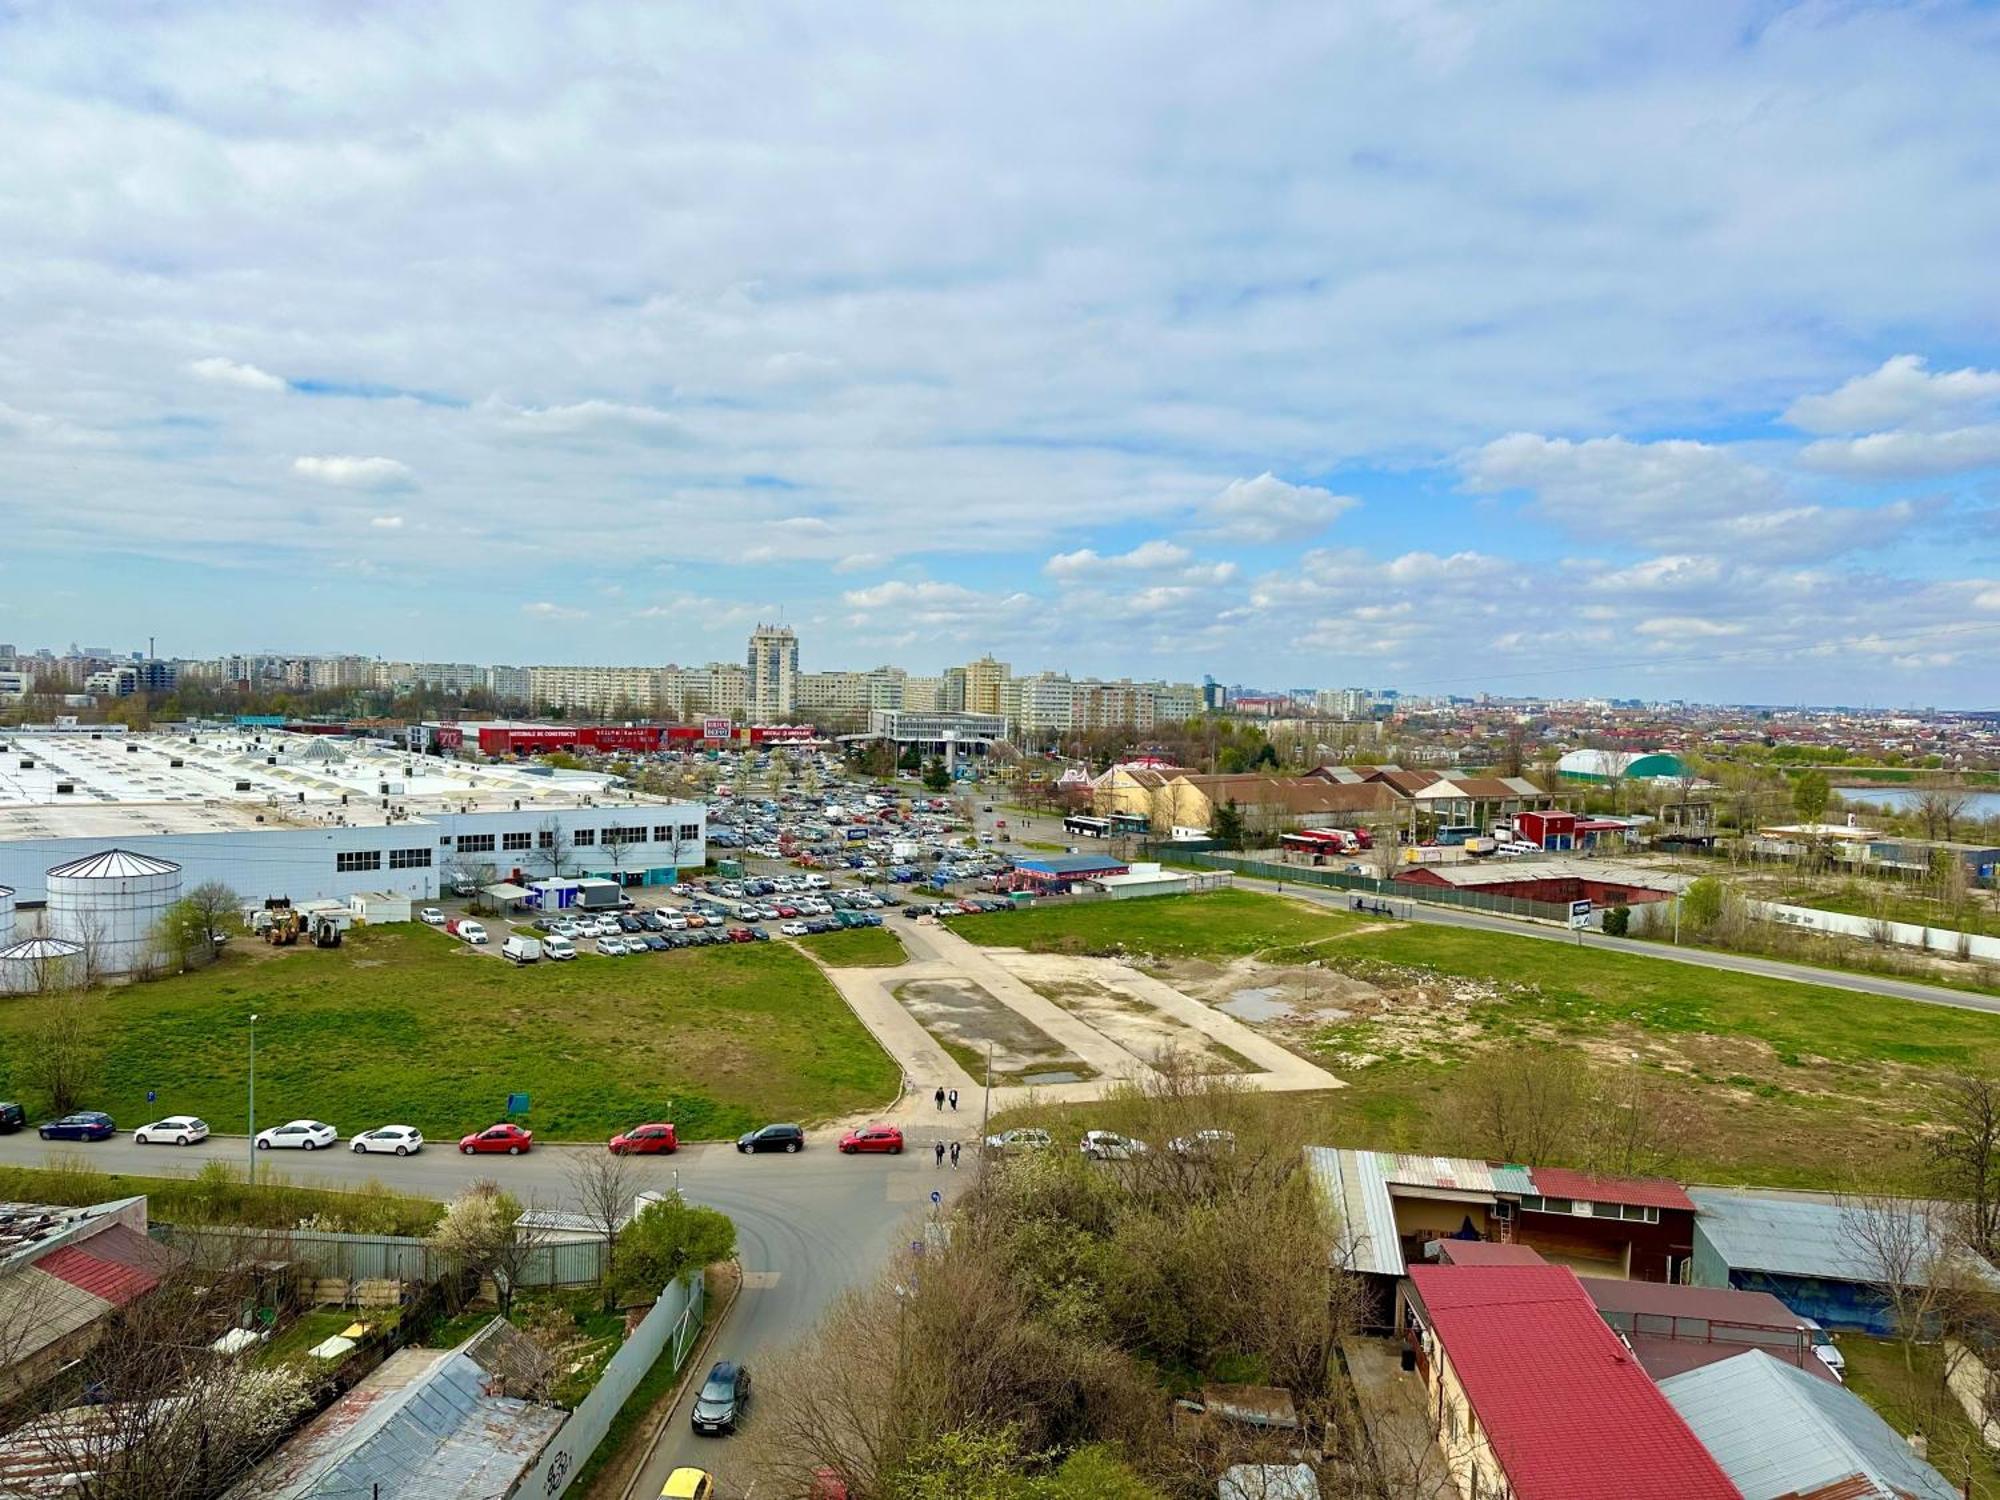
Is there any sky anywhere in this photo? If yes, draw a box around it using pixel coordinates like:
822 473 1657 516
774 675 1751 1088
2 1 1999 706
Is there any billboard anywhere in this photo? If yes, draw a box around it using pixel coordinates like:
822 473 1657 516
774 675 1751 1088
703 717 733 742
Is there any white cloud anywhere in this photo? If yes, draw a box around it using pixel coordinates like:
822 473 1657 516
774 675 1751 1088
293 455 413 489
0 401 108 448
1797 426 2000 478
1635 616 1744 638
1044 540 1192 579
187 356 287 392
841 580 984 612
1200 474 1357 544
485 399 682 439
521 600 586 620
368 514 404 529
1785 354 2000 434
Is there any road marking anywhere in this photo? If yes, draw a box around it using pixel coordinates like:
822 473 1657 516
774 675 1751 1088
740 1270 782 1289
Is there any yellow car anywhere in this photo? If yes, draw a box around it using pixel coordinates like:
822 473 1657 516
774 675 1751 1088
661 1469 715 1500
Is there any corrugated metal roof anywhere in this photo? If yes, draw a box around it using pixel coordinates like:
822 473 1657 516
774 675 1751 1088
1660 1349 1959 1499
0 1266 113 1358
44 848 181 879
1531 1167 1694 1213
1381 1152 1534 1197
1306 1147 1403 1277
1690 1190 1934 1282
0 937 83 961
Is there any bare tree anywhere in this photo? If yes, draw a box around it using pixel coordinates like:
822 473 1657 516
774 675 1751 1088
1445 1043 1588 1166
533 815 571 880
1928 1074 2000 1260
1915 775 1972 844
19 995 102 1115
565 1150 639 1311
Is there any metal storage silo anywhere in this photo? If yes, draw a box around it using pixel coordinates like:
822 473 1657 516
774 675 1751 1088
44 849 184 976
0 935 84 994
0 885 13 948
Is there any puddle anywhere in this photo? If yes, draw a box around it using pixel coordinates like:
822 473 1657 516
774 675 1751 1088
1021 1070 1086 1085
1220 987 1295 1023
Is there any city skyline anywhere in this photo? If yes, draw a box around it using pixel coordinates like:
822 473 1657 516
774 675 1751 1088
1 4 1997 702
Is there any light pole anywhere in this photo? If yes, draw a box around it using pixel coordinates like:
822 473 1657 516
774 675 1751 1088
247 1013 258 1183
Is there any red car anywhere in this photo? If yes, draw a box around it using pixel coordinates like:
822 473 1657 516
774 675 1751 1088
609 1122 679 1155
837 1124 904 1155
726 927 754 943
460 1123 533 1156
774 903 799 918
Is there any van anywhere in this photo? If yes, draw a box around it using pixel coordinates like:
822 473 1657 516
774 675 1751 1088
451 918 489 944
543 936 576 961
502 935 542 964
0 1101 26 1134
803 874 830 890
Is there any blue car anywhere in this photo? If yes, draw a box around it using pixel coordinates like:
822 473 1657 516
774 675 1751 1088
40 1111 115 1142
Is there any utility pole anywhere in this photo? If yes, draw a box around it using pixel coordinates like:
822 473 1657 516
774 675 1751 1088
247 1013 258 1183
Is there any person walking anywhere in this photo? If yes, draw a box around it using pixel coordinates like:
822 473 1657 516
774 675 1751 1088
949 1140 962 1170
934 1140 946 1168
948 1088 959 1111
934 1085 945 1111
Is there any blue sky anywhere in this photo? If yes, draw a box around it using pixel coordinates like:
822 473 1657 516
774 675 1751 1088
2 1 1998 704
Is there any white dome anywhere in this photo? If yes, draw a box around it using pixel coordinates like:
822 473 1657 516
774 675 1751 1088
45 848 182 880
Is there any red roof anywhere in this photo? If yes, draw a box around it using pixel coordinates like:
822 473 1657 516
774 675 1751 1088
1432 1241 1548 1267
35 1225 167 1307
1529 1167 1695 1214
1408 1266 1740 1500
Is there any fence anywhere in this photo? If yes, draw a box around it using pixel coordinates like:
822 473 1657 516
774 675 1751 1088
512 1270 706 1500
155 1223 608 1288
1168 850 1576 924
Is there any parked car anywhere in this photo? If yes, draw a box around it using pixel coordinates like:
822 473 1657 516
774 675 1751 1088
690 1360 751 1435
1080 1130 1148 1161
448 918 488 944
749 928 771 942
838 1124 904 1155
501 935 543 965
544 935 578 961
352 1124 424 1156
597 936 629 956
0 1101 26 1134
726 927 754 943
134 1115 209 1147
1802 1318 1846 1380
779 921 808 937
256 1120 337 1151
642 934 671 951
460 1123 533 1156
40 1111 116 1142
736 1123 805 1155
984 1127 1051 1155
1167 1129 1237 1156
609 1122 680 1155
660 1468 715 1500
418 906 445 925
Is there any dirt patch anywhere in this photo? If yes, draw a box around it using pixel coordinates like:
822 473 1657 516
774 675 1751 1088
1021 972 1263 1076
892 978 1095 1084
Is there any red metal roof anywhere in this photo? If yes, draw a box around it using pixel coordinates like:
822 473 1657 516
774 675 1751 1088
1408 1265 1741 1500
1529 1166 1695 1214
1432 1241 1548 1267
34 1224 171 1306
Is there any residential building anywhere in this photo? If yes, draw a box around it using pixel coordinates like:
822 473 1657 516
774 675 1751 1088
485 664 531 703
797 667 905 717
939 665 968 712
1314 687 1373 719
526 665 661 718
962 654 1010 715
746 623 799 720
661 662 749 719
1399 1264 1739 1500
1072 678 1157 731
902 675 943 712
1155 681 1203 721
1001 672 1075 735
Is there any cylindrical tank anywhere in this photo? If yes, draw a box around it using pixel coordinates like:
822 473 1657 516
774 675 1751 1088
0 885 14 948
0 936 85 995
44 849 183 976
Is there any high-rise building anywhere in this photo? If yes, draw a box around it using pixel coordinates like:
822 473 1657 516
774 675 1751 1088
746 624 799 721
526 665 661 718
963 654 1010 716
1002 673 1074 735
902 675 942 712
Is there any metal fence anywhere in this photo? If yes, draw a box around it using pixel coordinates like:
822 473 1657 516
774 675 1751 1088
155 1223 608 1288
1164 850 1575 924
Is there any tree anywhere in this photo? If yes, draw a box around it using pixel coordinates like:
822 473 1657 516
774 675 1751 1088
1928 1074 2000 1260
183 880 240 963
1915 776 1971 843
610 1193 736 1303
566 1151 639 1311
1445 1043 1589 1166
19 996 101 1114
153 899 211 973
1680 875 1725 935
1209 798 1245 850
923 757 952 793
1792 768 1831 827
428 1180 552 1316
533 815 571 879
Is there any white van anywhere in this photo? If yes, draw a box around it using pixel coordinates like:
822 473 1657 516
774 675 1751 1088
803 874 831 890
501 935 542 965
543 935 576 961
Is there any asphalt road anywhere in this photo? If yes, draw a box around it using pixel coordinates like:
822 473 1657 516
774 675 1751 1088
0 1126 971 1499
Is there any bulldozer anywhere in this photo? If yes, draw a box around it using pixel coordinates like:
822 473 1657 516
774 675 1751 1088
262 898 303 947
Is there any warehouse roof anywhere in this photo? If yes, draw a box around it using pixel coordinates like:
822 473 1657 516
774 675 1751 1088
1690 1190 1951 1283
1661 1350 1959 1499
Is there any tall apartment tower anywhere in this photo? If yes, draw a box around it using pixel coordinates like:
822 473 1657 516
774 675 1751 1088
746 624 800 721
963 654 1011 715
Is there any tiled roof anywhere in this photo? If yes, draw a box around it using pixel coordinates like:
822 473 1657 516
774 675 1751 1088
1408 1265 1740 1499
1531 1167 1695 1213
35 1225 168 1306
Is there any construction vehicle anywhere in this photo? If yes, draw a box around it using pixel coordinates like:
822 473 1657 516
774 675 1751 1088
262 898 303 947
310 915 343 949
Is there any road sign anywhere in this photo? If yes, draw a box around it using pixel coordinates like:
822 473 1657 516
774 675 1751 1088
1569 899 1593 930
929 1189 942 1206
146 1090 156 1104
506 1092 530 1114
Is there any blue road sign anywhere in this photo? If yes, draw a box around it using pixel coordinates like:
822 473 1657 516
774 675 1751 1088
146 1090 156 1103
506 1092 530 1114
930 1189 942 1206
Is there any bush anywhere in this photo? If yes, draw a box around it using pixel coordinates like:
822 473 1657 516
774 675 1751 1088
1601 905 1630 937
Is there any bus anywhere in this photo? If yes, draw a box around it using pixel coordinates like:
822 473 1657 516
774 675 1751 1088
1109 812 1150 836
1063 814 1111 838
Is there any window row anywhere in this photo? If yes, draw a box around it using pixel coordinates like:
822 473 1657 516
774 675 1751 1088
450 825 706 854
1518 1194 1661 1224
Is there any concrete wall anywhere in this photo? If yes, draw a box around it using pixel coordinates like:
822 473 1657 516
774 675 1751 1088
1750 899 2000 964
509 1270 706 1500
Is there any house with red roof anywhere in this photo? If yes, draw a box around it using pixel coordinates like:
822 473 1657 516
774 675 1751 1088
0 1196 177 1402
1401 1264 1742 1500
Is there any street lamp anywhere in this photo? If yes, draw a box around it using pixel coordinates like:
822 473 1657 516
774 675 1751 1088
247 1013 258 1183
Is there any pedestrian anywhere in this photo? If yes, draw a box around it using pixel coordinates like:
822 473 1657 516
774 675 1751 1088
934 1140 946 1168
949 1140 961 1170
948 1088 959 1111
934 1085 945 1111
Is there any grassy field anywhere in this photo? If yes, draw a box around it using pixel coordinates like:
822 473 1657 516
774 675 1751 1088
0 1161 444 1234
1843 1337 2000 1499
796 925 907 967
0 925 898 1142
1756 879 2000 937
946 887 1366 959
970 890 2000 1189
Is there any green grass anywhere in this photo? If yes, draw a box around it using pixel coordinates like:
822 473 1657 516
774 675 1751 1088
796 924 907 967
0 1161 444 1234
1763 881 2000 937
1843 1336 2000 1499
424 1309 500 1348
948 888 1365 959
0 925 899 1142
571 1269 725 1499
260 1307 382 1366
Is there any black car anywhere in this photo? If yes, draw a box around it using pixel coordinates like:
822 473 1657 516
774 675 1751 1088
642 934 671 952
618 914 644 933
0 1101 26 1134
691 1360 751 1434
667 932 692 948
737 1123 805 1155
39 1111 115 1142
640 912 666 932
902 905 925 918
749 928 771 942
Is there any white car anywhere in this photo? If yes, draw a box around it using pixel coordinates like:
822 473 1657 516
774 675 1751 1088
419 906 445 925
1802 1318 1845 1380
662 914 689 930
597 936 629 956
551 919 581 938
134 1115 209 1147
779 921 809 937
1168 1129 1238 1156
256 1120 337 1151
985 1127 1052 1155
351 1125 424 1156
455 920 489 944
544 936 577 961
1080 1130 1148 1161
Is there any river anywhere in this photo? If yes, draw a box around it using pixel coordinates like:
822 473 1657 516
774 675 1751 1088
1834 785 2000 821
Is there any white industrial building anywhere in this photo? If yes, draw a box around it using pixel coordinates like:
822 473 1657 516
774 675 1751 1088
0 726 706 912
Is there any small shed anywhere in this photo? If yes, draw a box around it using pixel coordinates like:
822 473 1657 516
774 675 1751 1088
347 890 411 925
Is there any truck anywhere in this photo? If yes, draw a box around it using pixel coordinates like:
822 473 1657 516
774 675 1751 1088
501 935 543 965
